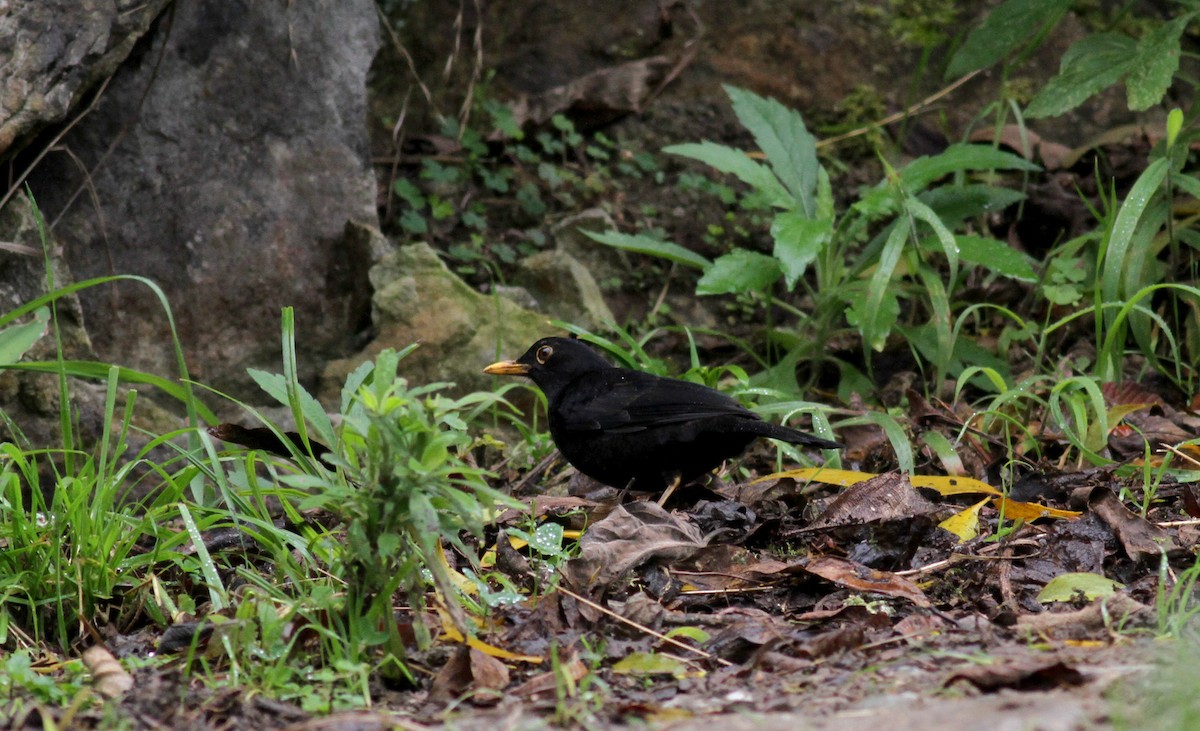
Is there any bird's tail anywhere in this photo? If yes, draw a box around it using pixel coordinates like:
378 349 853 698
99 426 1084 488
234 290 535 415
744 420 843 450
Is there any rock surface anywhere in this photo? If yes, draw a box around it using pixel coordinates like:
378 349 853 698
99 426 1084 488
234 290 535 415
23 0 381 401
321 241 550 400
0 0 170 156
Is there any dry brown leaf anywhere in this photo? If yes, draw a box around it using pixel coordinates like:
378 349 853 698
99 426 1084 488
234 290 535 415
428 647 511 705
510 656 588 699
945 659 1086 692
805 472 942 529
1088 487 1173 562
1016 593 1154 638
561 501 706 591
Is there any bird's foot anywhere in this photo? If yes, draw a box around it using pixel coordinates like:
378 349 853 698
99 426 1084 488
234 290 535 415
656 473 682 507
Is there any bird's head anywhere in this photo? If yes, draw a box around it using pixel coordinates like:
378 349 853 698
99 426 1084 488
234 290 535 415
483 336 613 402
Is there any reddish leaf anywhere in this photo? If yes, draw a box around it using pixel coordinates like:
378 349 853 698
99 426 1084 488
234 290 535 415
801 556 931 607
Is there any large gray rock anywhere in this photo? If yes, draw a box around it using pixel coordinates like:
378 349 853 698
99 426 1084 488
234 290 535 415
0 0 170 155
23 0 380 401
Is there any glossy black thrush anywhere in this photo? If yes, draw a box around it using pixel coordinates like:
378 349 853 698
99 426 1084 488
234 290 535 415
484 337 841 499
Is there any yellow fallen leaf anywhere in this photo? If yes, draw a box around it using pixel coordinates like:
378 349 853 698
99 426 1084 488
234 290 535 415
939 498 990 542
994 497 1080 521
911 474 1001 497
438 609 543 663
766 468 1077 520
756 467 878 486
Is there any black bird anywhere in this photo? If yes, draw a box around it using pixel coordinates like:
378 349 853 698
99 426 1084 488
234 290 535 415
484 337 841 500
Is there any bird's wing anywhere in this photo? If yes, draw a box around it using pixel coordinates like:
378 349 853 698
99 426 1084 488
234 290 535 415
558 371 754 433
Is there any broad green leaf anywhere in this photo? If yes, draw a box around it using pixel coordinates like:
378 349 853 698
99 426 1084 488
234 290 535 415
664 626 711 643
864 411 914 473
340 358 376 414
1043 282 1083 306
582 230 711 269
900 144 1041 192
916 264 953 375
1167 108 1184 148
850 217 908 351
816 166 835 219
906 198 958 283
946 0 1071 78
1037 572 1123 603
1126 14 1191 111
953 235 1037 281
247 368 336 450
0 307 48 365
902 322 1011 378
526 522 564 556
1026 33 1136 118
724 85 820 217
918 184 1026 229
612 652 692 678
696 248 782 295
1102 158 1169 307
1169 170 1200 201
771 213 831 288
664 141 793 209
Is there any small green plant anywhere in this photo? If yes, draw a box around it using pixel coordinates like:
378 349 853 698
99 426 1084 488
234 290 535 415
951 1 1200 391
1156 550 1200 638
586 85 1041 395
230 311 522 676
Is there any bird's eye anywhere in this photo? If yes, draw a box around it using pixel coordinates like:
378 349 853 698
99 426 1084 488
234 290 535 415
536 345 554 364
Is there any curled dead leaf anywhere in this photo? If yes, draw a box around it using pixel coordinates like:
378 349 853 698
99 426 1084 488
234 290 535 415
561 502 706 591
1087 487 1173 562
946 659 1086 692
82 645 133 699
801 556 931 608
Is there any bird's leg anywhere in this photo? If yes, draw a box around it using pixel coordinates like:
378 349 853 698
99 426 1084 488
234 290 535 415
656 472 682 507
615 477 637 504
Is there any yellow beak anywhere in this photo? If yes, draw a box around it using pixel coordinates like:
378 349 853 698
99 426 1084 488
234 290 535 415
483 360 530 376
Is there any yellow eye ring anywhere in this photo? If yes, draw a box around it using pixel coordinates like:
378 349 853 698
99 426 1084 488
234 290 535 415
536 345 553 364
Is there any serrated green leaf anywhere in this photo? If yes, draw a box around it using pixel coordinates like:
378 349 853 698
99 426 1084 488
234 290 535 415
1037 572 1123 603
946 0 1071 78
771 214 831 289
1043 283 1083 306
1126 14 1191 111
696 248 782 295
724 85 821 217
900 144 1041 192
0 307 48 365
247 368 336 449
845 286 900 353
582 230 711 269
918 184 1026 228
849 217 908 351
664 141 793 208
1026 33 1136 118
